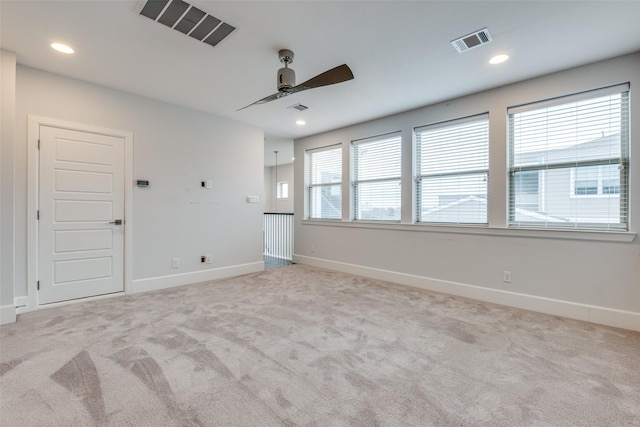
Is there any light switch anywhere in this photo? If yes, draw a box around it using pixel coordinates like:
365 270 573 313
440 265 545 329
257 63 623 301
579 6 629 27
246 195 260 203
206 180 213 189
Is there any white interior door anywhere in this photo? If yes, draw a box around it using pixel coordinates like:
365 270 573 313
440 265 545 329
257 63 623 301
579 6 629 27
38 126 125 304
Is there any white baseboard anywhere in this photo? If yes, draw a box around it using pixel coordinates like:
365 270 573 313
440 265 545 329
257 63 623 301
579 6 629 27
131 261 265 294
293 255 640 332
0 304 17 325
14 296 31 315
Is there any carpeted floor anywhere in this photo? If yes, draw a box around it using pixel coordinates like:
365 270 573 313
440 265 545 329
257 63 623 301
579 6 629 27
1 264 639 426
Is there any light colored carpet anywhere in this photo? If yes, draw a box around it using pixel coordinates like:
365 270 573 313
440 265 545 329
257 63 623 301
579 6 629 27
1 264 639 426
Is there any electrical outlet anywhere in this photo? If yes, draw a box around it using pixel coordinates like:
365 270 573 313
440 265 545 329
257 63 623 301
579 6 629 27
172 258 180 268
205 254 212 264
200 256 206 263
503 270 512 283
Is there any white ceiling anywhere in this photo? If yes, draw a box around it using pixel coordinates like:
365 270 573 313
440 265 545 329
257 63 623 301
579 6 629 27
2 0 640 164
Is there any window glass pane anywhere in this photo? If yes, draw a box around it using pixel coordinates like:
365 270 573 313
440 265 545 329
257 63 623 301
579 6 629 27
513 170 540 211
508 88 628 230
308 185 341 219
601 164 620 195
306 146 341 219
308 147 341 185
354 136 401 181
416 116 489 224
418 174 487 223
277 181 288 199
352 133 402 221
512 95 623 166
418 120 489 175
354 180 401 221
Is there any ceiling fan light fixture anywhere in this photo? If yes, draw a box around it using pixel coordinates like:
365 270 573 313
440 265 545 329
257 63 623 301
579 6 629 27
278 67 296 93
50 42 74 54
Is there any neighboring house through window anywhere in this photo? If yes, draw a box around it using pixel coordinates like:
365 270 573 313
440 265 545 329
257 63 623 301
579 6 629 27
571 164 620 196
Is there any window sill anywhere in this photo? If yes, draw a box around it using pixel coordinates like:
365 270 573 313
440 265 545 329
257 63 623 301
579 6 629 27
301 219 637 243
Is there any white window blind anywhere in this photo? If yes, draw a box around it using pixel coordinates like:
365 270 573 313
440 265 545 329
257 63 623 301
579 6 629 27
415 115 489 224
508 84 629 231
352 132 402 221
306 145 342 219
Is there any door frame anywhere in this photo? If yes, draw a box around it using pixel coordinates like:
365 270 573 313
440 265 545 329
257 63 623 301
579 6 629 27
23 115 133 313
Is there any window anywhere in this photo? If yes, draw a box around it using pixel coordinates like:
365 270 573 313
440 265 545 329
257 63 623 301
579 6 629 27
513 170 541 211
571 164 620 196
508 85 629 230
306 145 342 219
277 181 289 199
352 132 402 221
415 115 489 224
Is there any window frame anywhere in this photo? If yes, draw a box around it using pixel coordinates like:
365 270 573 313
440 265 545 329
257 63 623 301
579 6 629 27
305 144 343 220
414 113 490 226
351 131 402 222
507 84 630 231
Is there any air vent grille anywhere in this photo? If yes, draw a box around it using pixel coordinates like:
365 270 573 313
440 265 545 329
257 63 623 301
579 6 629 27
288 103 309 112
451 28 492 53
140 0 235 47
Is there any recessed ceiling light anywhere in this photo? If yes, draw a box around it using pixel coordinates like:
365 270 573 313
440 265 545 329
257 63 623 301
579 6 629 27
296 120 306 126
489 54 509 65
50 43 74 54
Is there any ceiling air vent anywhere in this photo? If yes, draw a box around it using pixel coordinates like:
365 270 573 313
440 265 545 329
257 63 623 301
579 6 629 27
140 0 235 47
450 28 492 53
288 103 309 112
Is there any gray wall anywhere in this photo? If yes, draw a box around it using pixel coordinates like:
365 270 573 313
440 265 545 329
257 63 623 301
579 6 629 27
294 53 640 322
3 64 264 308
0 50 16 323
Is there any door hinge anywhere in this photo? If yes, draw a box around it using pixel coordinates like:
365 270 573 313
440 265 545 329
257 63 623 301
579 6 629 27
37 281 40 291
37 210 39 220
38 139 41 150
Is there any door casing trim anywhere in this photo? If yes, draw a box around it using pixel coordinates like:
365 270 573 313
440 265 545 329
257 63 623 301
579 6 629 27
24 115 133 313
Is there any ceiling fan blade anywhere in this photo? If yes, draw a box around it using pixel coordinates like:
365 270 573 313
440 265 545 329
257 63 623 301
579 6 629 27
237 92 283 111
293 64 354 93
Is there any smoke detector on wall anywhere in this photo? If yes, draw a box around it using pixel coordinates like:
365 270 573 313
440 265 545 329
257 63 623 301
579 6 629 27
451 28 492 53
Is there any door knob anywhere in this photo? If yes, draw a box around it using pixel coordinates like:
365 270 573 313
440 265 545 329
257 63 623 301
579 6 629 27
109 219 123 225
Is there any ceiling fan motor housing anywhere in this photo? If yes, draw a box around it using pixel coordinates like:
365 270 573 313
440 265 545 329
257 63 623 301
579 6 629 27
278 67 296 93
